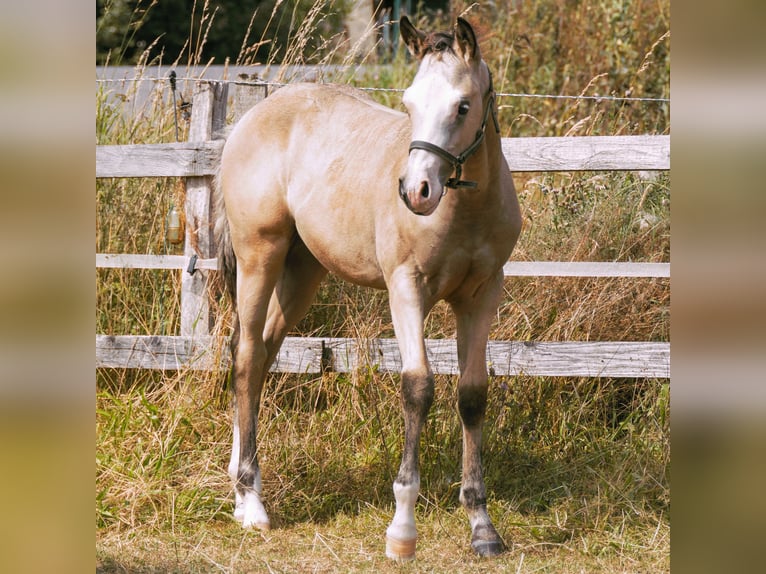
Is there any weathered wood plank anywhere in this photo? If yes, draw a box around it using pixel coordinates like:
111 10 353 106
96 255 669 278
96 335 670 378
503 261 670 278
96 254 218 270
96 135 670 179
95 141 223 178
484 340 670 378
96 335 222 370
181 82 227 338
502 135 670 171
231 80 270 122
347 339 669 378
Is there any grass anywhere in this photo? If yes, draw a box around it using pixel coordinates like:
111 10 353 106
97 0 669 571
96 368 669 572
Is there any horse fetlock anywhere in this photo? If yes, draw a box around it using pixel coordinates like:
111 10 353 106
459 485 487 510
236 460 262 493
234 466 268 529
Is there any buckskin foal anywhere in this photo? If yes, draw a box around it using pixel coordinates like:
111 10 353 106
215 16 522 560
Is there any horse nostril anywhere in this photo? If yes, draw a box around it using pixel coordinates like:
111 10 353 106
419 181 430 198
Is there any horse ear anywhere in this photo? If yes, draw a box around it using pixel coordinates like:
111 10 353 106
400 16 426 59
453 17 479 63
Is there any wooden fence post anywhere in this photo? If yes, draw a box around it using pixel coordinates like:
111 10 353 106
231 75 277 123
181 81 228 338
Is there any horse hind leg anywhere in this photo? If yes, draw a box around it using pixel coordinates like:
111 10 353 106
228 232 292 530
225 314 250 523
228 395 267 527
451 272 507 556
228 234 327 529
262 235 328 368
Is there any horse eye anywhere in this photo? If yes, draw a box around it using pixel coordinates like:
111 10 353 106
457 102 470 116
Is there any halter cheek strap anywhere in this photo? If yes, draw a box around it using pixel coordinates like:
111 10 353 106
408 131 484 189
407 72 500 191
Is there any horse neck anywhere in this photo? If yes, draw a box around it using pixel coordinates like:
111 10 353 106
463 109 504 195
465 64 503 188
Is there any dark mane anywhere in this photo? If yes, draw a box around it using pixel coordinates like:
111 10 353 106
422 31 455 56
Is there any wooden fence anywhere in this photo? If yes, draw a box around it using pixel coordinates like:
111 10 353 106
96 81 670 378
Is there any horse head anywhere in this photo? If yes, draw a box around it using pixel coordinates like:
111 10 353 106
398 16 495 216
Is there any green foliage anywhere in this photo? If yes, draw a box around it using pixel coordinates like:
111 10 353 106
97 0 350 65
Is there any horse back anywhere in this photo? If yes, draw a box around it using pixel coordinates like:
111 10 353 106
221 84 410 288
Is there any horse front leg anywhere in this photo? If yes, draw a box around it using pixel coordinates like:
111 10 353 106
451 270 506 556
385 276 434 561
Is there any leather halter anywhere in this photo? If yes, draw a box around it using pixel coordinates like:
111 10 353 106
407 71 500 190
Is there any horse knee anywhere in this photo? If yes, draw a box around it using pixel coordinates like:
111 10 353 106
396 371 434 484
401 371 435 418
458 383 488 427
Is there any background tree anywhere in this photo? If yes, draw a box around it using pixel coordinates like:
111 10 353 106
96 0 348 66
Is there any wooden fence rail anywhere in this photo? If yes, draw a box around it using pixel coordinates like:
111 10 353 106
96 81 670 378
96 135 669 178
96 335 669 378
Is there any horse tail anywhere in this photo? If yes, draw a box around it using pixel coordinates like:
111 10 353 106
213 164 241 394
213 168 237 309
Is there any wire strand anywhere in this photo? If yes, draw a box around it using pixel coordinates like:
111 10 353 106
95 76 670 104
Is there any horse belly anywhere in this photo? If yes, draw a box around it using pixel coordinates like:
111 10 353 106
292 204 386 289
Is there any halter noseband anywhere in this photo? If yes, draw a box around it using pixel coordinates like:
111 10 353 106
407 72 500 190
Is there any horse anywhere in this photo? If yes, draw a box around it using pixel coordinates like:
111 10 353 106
214 16 522 560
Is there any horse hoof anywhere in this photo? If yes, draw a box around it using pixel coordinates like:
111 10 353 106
471 538 505 557
386 535 416 561
243 520 271 531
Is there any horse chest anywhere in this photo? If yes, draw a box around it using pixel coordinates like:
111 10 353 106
410 239 499 302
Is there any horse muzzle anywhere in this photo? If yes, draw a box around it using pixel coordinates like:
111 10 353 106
398 177 443 216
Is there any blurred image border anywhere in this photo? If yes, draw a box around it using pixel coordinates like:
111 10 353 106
672 0 766 572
